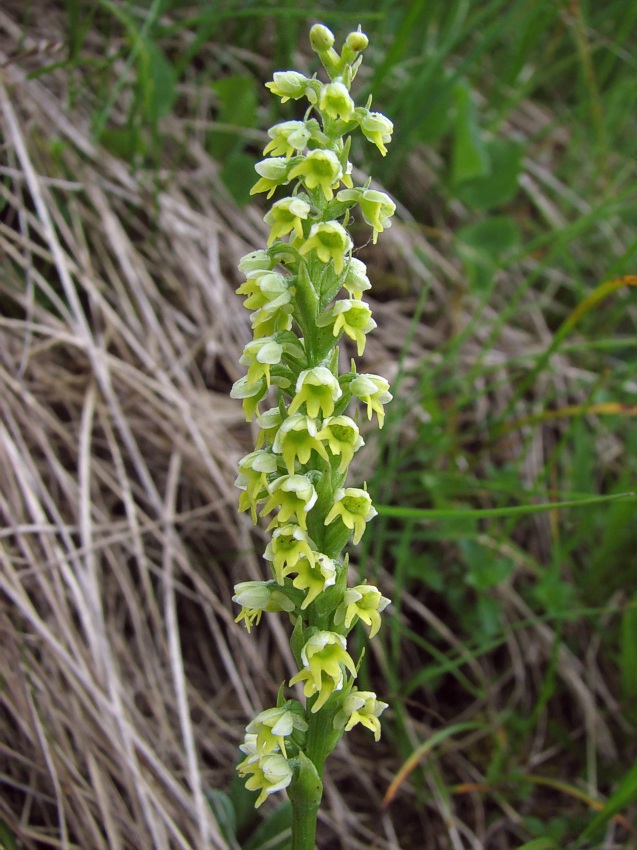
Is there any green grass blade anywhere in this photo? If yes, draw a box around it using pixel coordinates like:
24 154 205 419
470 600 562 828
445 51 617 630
376 492 637 521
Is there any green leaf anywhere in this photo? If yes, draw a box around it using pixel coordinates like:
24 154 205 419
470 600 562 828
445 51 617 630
228 768 260 838
451 81 489 186
206 789 241 850
457 216 520 260
142 41 177 123
210 75 258 161
456 216 519 292
460 539 515 590
243 802 292 850
454 138 523 210
377 492 637 521
221 152 259 206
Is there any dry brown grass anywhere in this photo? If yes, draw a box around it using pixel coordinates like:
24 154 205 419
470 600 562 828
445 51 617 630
0 6 424 847
1 4 633 850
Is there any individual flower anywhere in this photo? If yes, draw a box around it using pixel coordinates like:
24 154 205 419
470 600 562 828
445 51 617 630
334 689 388 741
260 474 318 530
256 406 284 449
266 70 316 103
292 553 337 609
230 375 268 421
342 257 372 300
232 581 295 632
237 271 289 311
237 751 294 808
264 120 313 157
337 187 395 244
264 523 317 584
237 271 295 338
289 631 357 713
319 81 355 122
359 110 394 157
288 149 343 201
316 415 364 473
234 449 278 521
333 583 390 638
350 373 393 428
272 413 329 474
238 249 274 275
239 337 284 387
264 195 312 246
246 704 308 757
250 157 293 199
288 366 342 419
298 221 352 275
317 299 376 356
324 487 377 545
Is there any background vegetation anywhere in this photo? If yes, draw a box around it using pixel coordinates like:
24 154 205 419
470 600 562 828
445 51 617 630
1 1 636 848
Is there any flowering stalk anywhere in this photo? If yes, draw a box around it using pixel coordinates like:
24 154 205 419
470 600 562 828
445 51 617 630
231 23 394 849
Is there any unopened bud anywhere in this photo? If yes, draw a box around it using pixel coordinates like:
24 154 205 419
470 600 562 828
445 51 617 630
310 23 335 52
345 31 368 53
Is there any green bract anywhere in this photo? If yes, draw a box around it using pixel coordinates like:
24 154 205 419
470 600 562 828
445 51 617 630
231 23 394 843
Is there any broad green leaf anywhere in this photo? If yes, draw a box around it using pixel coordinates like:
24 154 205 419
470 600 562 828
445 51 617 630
206 789 241 850
454 138 523 210
243 801 292 850
221 152 259 206
451 81 489 186
457 216 520 259
142 41 177 122
210 75 258 161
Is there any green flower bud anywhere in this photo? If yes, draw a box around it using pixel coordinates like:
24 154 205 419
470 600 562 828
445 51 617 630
345 31 369 53
309 23 335 51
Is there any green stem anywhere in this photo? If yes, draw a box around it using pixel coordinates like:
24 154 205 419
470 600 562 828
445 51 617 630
289 751 323 850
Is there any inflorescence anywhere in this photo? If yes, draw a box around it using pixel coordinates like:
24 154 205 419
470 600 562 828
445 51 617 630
231 23 394 809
